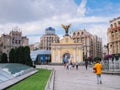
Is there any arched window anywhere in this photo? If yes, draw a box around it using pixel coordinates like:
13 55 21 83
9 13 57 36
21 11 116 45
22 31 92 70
110 24 113 28
118 21 120 25
81 32 84 35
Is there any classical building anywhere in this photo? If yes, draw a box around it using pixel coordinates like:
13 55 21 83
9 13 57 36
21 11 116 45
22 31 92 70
107 16 120 56
0 34 11 55
29 44 34 51
72 30 102 59
0 27 29 55
22 36 29 46
51 25 83 63
92 35 102 58
40 27 59 50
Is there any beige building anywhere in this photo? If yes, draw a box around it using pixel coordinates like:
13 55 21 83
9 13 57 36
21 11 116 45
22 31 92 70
51 35 83 63
107 16 120 55
29 44 34 51
92 35 102 58
40 27 59 50
0 27 29 55
72 29 102 59
0 34 11 55
22 36 29 46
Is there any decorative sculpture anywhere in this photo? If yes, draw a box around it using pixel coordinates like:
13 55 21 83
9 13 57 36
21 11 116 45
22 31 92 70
61 24 71 36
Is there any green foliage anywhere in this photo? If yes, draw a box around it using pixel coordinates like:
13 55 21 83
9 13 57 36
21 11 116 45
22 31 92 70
24 46 33 66
9 46 33 66
7 69 51 90
93 57 101 62
9 48 16 63
1 53 8 63
112 54 120 60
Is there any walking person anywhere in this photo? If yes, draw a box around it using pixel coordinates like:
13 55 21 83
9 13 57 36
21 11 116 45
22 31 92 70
85 59 88 70
75 61 79 70
66 61 69 70
63 57 66 69
93 60 102 84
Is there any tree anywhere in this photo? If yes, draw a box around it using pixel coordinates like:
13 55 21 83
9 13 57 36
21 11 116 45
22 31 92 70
94 57 101 62
17 46 25 64
8 46 33 67
9 48 15 63
24 46 33 66
1 53 8 63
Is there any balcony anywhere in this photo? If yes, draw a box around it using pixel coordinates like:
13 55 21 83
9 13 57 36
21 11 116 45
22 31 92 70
111 26 120 30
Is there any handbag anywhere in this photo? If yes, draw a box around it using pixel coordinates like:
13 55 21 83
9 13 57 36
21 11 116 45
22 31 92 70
93 67 97 73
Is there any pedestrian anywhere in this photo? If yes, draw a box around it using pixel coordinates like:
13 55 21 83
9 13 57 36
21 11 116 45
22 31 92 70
85 59 88 70
63 57 67 69
76 61 78 70
93 60 102 84
66 61 69 70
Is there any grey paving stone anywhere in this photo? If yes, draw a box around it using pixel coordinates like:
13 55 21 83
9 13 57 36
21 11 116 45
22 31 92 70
37 65 120 90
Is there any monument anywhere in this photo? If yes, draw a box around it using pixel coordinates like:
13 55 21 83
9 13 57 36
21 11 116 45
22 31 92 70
61 24 71 36
51 24 83 63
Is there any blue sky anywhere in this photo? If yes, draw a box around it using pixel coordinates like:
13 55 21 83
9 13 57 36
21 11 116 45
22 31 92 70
0 0 120 45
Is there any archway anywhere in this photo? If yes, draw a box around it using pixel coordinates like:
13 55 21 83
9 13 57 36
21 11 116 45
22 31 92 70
62 53 71 63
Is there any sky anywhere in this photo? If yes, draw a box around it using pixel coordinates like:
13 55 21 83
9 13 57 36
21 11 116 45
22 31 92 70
0 0 120 45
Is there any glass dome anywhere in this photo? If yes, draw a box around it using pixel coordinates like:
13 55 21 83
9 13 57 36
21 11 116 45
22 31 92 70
45 27 55 35
30 50 51 61
0 63 34 83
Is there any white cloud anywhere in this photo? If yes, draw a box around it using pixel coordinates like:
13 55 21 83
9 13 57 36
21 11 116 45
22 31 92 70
77 0 87 16
0 0 116 45
28 36 40 44
86 24 109 45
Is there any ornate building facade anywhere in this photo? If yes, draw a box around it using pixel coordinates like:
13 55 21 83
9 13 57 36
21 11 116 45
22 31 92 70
51 24 83 63
0 27 29 55
92 35 102 58
40 27 59 50
51 35 83 63
107 16 120 56
72 30 102 59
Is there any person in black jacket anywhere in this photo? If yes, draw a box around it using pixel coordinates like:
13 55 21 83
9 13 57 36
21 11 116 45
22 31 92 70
85 59 88 70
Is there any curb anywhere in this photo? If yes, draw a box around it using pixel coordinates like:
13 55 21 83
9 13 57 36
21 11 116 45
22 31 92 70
45 69 55 90
102 71 120 76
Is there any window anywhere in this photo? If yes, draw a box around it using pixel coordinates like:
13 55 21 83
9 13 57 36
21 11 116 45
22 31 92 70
19 40 21 44
81 32 84 35
15 40 17 44
110 24 113 28
118 21 120 25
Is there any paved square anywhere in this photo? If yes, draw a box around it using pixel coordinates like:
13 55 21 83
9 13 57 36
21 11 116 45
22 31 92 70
37 65 120 90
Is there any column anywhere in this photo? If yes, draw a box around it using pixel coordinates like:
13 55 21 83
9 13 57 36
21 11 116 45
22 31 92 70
52 48 55 63
74 46 76 62
78 47 80 62
58 47 61 63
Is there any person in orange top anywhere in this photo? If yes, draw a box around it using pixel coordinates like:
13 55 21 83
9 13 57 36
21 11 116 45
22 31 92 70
93 60 102 84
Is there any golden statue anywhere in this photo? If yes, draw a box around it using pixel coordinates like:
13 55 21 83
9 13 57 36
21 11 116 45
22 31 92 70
61 24 71 36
